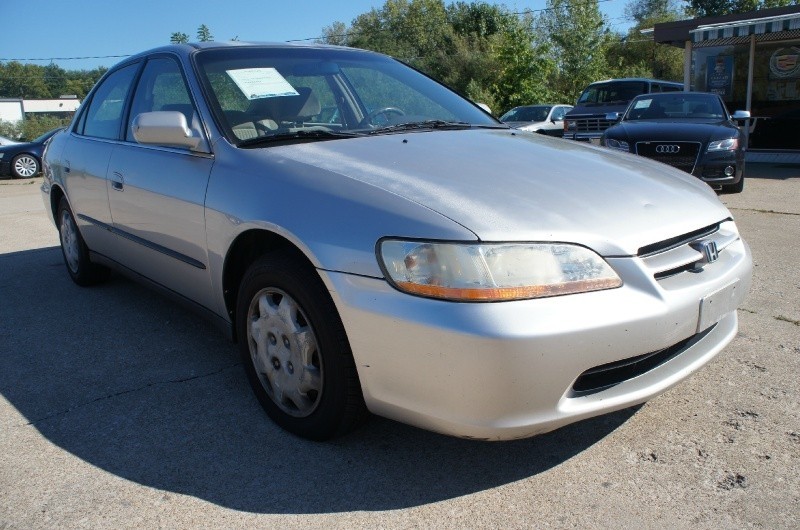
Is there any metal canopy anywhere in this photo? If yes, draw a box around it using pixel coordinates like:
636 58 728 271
691 12 800 44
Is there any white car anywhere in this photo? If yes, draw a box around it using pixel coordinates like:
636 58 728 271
500 104 573 136
0 135 20 146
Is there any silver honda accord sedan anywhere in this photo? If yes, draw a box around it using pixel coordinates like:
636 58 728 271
41 42 752 441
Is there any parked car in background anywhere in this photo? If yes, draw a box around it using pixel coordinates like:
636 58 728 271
43 42 752 441
601 92 749 193
0 128 63 179
563 78 682 143
0 135 20 146
499 104 572 136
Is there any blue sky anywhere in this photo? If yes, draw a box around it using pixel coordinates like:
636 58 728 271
1 0 631 71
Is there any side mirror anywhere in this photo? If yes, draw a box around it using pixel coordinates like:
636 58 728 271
606 112 621 122
731 110 751 120
131 111 206 151
476 102 492 114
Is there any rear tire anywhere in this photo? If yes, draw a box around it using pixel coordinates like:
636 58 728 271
11 154 39 179
236 249 367 440
57 198 110 286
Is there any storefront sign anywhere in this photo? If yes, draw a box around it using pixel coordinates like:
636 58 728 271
769 46 800 79
707 55 734 97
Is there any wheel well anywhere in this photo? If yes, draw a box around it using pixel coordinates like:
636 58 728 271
50 185 66 226
222 230 315 341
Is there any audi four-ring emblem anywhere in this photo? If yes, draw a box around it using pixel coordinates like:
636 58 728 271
655 144 680 154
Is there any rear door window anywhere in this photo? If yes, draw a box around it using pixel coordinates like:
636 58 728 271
81 63 139 140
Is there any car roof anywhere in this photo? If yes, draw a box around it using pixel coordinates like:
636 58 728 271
630 91 720 99
587 77 682 86
123 41 372 64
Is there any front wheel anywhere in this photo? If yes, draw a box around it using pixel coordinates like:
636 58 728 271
236 250 367 440
723 176 744 194
11 154 39 178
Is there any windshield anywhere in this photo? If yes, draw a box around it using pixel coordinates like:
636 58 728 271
500 106 551 123
624 94 727 121
577 81 647 105
194 46 500 145
33 128 62 144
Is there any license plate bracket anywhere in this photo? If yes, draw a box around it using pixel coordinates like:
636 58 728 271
698 280 740 332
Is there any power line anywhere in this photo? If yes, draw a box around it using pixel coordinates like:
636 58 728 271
0 54 129 62
289 0 616 42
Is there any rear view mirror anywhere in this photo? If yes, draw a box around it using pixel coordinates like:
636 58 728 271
131 111 206 151
606 112 621 122
731 110 751 120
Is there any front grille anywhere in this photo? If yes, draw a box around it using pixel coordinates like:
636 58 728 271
638 220 740 282
635 141 701 173
571 326 713 395
638 222 720 257
573 116 614 132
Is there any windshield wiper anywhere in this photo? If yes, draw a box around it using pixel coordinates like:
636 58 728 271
238 129 360 147
366 120 473 135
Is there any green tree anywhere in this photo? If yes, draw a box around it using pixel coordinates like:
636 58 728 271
320 0 557 114
197 24 214 42
537 0 612 103
0 62 51 98
685 0 796 17
170 32 190 44
605 0 684 80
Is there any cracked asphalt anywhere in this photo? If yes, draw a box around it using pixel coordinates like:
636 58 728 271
1 165 798 528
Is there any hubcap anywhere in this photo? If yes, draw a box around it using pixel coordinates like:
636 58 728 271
247 288 323 417
14 156 37 178
59 210 80 273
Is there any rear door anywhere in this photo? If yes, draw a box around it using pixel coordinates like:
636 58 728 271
62 62 140 256
106 56 216 309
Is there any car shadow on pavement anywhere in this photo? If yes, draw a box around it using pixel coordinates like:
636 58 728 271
1 246 638 514
745 163 800 180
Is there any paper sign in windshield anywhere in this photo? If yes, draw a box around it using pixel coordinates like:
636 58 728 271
227 68 299 100
633 99 652 109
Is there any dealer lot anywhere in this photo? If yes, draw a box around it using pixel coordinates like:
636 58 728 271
1 166 798 528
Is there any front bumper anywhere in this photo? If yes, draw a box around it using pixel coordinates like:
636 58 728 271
693 150 745 186
320 236 752 440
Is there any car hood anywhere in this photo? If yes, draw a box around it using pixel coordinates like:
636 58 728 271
607 120 739 142
504 120 548 129
266 129 730 256
566 103 630 117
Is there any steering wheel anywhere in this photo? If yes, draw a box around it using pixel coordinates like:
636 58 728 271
359 107 405 127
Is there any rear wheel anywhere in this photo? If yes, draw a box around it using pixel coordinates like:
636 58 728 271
11 154 39 178
236 249 367 440
57 198 110 286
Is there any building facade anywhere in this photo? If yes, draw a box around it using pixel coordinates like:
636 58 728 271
654 6 800 153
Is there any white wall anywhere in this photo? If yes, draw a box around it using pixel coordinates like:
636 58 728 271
0 100 24 123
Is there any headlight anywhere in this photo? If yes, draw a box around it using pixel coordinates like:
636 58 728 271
707 138 738 152
378 240 622 301
0 153 4 160
603 138 630 151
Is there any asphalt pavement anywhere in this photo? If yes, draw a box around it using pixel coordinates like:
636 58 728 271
1 166 798 528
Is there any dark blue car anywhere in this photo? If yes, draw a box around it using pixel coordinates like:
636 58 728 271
601 92 749 193
0 128 63 179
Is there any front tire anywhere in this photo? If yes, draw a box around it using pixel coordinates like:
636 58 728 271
236 250 367 440
57 198 110 286
723 176 744 194
11 154 39 178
